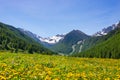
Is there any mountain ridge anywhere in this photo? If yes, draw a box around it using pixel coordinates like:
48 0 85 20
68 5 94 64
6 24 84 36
17 21 120 55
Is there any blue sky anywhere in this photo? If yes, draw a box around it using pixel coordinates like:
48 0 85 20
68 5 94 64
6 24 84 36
0 0 120 37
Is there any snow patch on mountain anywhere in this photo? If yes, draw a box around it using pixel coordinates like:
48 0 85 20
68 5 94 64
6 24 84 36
39 34 65 44
93 21 119 36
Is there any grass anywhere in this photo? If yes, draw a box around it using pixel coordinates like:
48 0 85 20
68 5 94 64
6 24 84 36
0 52 120 80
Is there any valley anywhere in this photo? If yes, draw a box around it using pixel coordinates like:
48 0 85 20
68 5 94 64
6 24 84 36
1 0 120 79
1 21 120 59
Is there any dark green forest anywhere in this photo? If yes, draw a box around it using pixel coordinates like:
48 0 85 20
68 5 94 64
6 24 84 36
0 22 55 55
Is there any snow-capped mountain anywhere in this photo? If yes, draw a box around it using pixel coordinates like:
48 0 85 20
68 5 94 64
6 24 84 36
39 34 65 44
18 28 65 44
93 21 119 36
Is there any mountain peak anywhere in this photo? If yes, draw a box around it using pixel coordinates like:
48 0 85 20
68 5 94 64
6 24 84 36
71 29 82 32
60 29 90 45
69 29 88 36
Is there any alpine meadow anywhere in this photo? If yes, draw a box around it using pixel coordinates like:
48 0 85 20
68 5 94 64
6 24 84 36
0 0 120 80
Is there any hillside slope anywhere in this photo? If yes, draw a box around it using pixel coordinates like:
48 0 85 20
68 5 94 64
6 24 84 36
73 28 120 59
0 22 55 54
